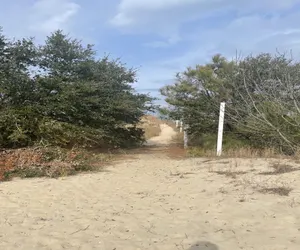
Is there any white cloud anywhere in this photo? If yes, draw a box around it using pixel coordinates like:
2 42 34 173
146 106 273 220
137 8 300 91
0 0 80 40
144 34 181 48
111 0 200 27
29 0 80 35
110 0 205 39
203 11 300 58
111 0 299 35
110 0 300 50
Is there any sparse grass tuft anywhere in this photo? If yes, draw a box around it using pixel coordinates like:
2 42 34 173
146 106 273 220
212 170 248 179
188 146 279 158
260 163 299 175
258 187 293 196
271 163 298 174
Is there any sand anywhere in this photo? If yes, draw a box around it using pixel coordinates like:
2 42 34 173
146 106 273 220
1 124 300 250
146 124 177 146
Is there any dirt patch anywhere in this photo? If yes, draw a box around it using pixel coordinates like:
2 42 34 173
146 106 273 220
165 144 187 159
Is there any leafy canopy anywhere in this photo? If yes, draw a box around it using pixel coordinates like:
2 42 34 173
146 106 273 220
161 53 300 154
0 28 154 148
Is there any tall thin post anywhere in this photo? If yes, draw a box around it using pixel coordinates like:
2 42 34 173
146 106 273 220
179 121 183 133
183 125 188 149
175 120 179 128
217 102 226 156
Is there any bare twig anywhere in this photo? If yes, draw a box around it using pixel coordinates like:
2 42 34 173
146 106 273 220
70 225 90 235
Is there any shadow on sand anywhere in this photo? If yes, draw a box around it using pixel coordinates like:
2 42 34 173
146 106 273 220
188 241 219 250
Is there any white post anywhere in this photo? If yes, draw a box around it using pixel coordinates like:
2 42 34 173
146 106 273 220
179 121 183 133
175 120 179 128
183 125 188 149
217 102 226 156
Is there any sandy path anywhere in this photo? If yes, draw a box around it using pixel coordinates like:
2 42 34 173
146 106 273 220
1 124 300 250
146 123 177 146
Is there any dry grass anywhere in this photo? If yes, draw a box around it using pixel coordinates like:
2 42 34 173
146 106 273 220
224 147 278 158
207 158 297 197
209 159 248 178
188 146 282 158
0 147 113 181
212 170 248 179
259 163 300 175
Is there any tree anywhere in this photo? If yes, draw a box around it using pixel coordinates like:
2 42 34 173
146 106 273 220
226 54 300 153
160 55 235 144
161 53 300 154
0 28 154 148
38 30 95 78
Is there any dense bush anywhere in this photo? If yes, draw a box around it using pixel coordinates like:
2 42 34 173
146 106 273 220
0 28 153 148
161 53 300 154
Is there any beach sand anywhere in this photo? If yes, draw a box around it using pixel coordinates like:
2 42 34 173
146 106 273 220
1 124 300 250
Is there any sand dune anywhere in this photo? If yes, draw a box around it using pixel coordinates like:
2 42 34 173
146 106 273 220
146 124 177 146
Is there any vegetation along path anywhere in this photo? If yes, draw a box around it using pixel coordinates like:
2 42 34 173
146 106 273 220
1 124 300 250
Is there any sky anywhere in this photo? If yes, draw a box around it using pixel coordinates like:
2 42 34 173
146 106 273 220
1 0 300 105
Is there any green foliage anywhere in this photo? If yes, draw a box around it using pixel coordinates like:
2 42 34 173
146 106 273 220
187 132 249 154
160 54 232 135
188 133 250 157
161 53 300 154
0 27 154 148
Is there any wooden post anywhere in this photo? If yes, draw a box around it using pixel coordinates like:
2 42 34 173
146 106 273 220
217 102 226 156
175 120 179 128
179 121 183 133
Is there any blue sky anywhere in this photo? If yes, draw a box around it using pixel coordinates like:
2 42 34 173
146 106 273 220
1 0 300 104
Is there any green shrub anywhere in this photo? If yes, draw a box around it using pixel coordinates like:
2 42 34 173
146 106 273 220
0 28 154 149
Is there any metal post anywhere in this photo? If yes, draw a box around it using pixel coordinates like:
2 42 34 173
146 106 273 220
217 102 226 156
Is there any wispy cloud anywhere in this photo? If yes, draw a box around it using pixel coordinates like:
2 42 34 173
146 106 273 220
0 0 80 41
144 35 181 48
29 0 80 35
110 0 299 41
134 5 300 98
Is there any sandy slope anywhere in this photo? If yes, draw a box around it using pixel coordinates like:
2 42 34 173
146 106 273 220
146 123 177 146
1 124 300 250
